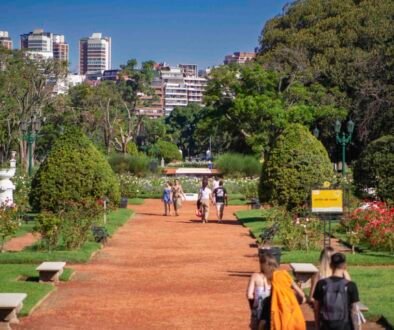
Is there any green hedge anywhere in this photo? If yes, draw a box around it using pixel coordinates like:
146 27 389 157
215 153 260 177
30 127 120 212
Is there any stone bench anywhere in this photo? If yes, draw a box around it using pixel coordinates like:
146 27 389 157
36 262 66 283
290 263 319 289
0 293 27 329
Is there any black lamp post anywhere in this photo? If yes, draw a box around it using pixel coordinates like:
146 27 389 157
21 116 41 176
335 119 355 177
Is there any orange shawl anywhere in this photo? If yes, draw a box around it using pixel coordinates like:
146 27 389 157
270 270 306 330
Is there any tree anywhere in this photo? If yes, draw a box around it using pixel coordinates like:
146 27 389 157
201 62 346 156
258 0 394 147
148 140 182 163
259 124 333 210
30 127 120 212
0 48 67 169
353 135 394 202
165 103 202 157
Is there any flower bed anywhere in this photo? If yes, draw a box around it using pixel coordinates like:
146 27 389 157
118 174 258 199
342 201 394 252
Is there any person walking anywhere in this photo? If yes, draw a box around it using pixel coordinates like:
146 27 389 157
162 181 173 216
213 180 227 223
309 247 351 303
247 257 272 330
172 179 186 216
198 177 212 223
313 253 362 330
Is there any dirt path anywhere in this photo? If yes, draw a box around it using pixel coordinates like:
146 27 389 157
4 233 38 251
17 200 259 330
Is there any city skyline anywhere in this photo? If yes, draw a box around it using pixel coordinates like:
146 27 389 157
0 0 289 71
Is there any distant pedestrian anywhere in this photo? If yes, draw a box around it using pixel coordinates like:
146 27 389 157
172 179 186 216
198 177 212 223
212 176 220 190
162 181 173 216
213 180 227 223
313 252 362 330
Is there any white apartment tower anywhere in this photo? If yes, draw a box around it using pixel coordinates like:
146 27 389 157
20 29 69 61
0 31 13 49
160 65 207 115
79 33 111 75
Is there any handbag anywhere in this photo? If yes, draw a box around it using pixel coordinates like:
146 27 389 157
195 208 202 217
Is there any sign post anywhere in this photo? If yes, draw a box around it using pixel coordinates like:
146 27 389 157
311 189 343 248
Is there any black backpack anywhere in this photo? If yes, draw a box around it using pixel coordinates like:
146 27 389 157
321 278 349 322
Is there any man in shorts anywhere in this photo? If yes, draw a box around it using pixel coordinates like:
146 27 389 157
213 180 227 223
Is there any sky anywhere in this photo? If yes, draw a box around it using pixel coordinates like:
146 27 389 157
0 0 289 72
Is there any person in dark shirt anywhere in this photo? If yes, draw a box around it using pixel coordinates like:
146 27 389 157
313 252 362 330
212 180 227 223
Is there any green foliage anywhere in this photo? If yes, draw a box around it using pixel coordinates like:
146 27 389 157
0 205 19 252
258 0 394 145
354 135 394 201
108 153 155 176
126 141 138 156
215 153 260 177
30 127 120 212
260 124 333 210
60 199 102 250
34 212 61 251
148 140 182 163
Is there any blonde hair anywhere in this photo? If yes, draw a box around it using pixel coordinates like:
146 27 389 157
319 247 335 278
259 253 279 282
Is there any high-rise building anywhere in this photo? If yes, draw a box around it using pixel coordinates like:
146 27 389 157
79 33 111 75
136 77 165 118
0 31 12 49
52 34 69 62
224 51 256 65
160 65 207 115
20 28 68 61
179 64 197 77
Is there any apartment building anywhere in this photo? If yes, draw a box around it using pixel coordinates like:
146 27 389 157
224 51 256 65
20 29 69 61
184 76 207 104
79 33 111 75
179 64 197 77
0 31 12 49
136 77 165 118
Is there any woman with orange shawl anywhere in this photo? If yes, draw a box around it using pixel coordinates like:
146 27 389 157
258 253 306 330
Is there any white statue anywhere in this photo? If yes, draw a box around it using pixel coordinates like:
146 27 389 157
0 151 17 206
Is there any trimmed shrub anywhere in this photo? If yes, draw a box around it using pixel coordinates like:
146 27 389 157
30 127 120 212
148 140 182 163
108 153 157 176
215 153 260 177
126 141 138 156
260 124 333 210
34 212 61 251
353 135 394 202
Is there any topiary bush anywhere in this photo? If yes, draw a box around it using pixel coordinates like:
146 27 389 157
148 140 182 163
30 127 120 212
215 153 260 177
259 124 333 210
353 135 394 202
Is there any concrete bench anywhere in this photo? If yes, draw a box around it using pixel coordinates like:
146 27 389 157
36 262 66 283
290 263 318 289
0 293 27 329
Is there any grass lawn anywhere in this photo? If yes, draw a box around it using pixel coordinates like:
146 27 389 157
228 199 248 206
14 222 35 238
235 210 394 266
351 267 394 326
0 208 134 264
0 264 73 316
127 198 145 205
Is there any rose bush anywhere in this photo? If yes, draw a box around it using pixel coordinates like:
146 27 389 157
344 202 394 252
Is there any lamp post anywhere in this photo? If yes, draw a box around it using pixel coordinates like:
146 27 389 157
334 119 355 177
21 116 41 176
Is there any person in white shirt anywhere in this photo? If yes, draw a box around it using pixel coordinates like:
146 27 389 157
198 177 213 223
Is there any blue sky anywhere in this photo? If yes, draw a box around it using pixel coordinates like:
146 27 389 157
0 0 289 72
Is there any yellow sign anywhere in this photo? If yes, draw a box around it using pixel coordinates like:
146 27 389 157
311 189 343 213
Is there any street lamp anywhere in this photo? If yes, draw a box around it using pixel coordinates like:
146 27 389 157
21 116 41 176
335 119 355 176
